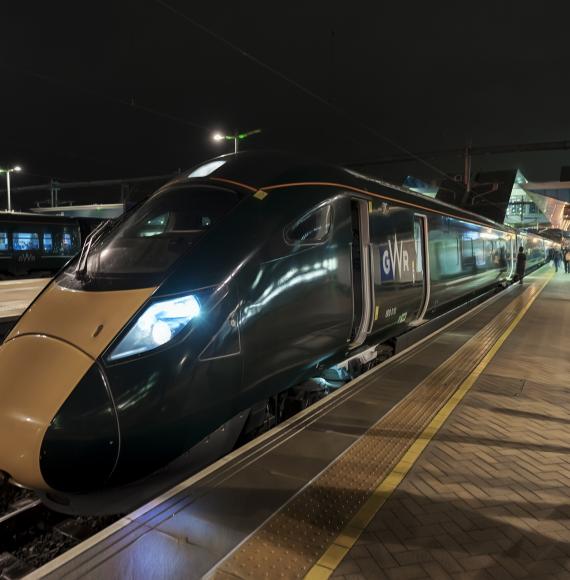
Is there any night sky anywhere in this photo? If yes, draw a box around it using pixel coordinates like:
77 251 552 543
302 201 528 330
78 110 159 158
1 1 570 208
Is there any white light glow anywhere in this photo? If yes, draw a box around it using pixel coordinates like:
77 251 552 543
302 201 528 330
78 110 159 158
151 320 173 345
212 133 224 141
188 160 226 178
108 294 201 361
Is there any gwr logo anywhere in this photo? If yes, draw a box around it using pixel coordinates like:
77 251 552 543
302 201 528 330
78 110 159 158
381 234 410 281
17 253 36 263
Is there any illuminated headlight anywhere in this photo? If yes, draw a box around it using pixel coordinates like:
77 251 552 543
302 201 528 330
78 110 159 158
108 294 201 361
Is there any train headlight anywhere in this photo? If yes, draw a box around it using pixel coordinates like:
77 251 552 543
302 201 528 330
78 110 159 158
108 294 201 361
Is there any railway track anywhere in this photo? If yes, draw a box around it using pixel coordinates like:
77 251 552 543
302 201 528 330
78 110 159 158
0 485 116 578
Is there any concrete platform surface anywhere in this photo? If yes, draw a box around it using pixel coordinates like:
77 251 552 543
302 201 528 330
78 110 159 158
332 272 570 579
0 278 49 319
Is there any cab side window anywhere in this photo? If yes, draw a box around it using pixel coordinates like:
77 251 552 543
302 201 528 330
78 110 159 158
286 204 332 244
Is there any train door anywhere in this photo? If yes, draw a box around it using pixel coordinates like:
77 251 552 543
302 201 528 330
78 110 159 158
368 202 424 333
349 199 374 348
413 214 430 321
507 235 515 278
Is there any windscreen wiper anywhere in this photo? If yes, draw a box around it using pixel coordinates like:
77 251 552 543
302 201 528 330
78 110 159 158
74 197 149 281
75 220 113 280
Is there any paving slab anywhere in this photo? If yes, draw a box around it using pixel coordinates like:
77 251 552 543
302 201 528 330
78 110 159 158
333 272 570 579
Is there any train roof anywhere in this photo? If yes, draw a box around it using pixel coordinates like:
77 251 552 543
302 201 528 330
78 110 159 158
173 151 513 233
0 211 80 224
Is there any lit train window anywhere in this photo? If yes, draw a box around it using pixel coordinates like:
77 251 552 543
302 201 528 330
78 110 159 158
43 233 53 252
13 232 39 251
60 230 80 255
473 239 485 267
137 213 214 238
461 237 473 261
139 213 169 237
0 232 7 251
287 204 332 244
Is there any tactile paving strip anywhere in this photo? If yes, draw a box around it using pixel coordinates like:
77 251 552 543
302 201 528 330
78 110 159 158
210 283 541 579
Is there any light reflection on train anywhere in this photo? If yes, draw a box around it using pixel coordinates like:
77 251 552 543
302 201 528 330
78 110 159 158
0 152 559 514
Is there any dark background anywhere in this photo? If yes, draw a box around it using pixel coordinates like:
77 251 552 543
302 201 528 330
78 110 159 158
1 1 569 208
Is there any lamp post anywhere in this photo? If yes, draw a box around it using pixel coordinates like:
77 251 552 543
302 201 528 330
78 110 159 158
0 166 22 212
212 129 261 153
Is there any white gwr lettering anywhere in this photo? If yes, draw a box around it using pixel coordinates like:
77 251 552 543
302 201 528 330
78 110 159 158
382 249 391 275
387 233 410 278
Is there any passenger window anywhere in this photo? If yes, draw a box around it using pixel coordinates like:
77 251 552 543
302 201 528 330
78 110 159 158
13 232 40 251
43 233 53 253
287 205 332 244
461 237 473 260
0 232 7 251
62 233 72 252
138 213 169 238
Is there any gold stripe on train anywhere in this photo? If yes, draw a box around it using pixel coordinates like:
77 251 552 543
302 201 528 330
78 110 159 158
0 281 156 488
8 282 156 359
0 335 94 488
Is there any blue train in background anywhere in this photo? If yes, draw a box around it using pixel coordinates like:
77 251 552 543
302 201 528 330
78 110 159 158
0 212 102 277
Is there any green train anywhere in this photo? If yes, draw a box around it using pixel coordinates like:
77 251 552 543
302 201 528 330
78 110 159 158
0 152 556 514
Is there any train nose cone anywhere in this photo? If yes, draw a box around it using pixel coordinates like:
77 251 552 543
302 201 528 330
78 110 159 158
0 335 119 492
40 363 120 492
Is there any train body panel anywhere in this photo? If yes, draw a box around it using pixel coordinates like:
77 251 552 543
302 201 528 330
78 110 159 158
236 191 353 405
0 152 558 511
101 285 244 483
7 283 155 356
426 215 513 314
0 334 94 489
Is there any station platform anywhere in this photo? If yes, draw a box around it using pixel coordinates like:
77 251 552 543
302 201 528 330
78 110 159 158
0 278 48 337
327 270 570 580
30 266 569 580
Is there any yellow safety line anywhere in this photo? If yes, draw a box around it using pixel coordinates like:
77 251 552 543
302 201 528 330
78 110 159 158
305 273 553 580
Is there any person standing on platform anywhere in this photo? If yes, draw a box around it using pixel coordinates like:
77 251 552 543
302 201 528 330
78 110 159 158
553 248 562 272
515 246 526 285
564 247 570 274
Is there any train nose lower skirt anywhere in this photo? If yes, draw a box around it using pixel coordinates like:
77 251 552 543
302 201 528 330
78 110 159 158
0 334 93 489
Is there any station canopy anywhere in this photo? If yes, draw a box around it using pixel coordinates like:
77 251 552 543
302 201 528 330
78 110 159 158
405 171 570 234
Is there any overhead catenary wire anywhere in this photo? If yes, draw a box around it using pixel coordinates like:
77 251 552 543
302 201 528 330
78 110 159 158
348 139 570 168
0 64 209 132
0 63 211 187
152 0 453 180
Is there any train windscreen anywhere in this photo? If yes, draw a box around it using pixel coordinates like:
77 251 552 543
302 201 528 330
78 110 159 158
58 184 241 290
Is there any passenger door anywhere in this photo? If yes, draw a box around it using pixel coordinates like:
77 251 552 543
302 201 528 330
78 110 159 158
368 202 425 334
413 214 430 321
349 198 374 348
